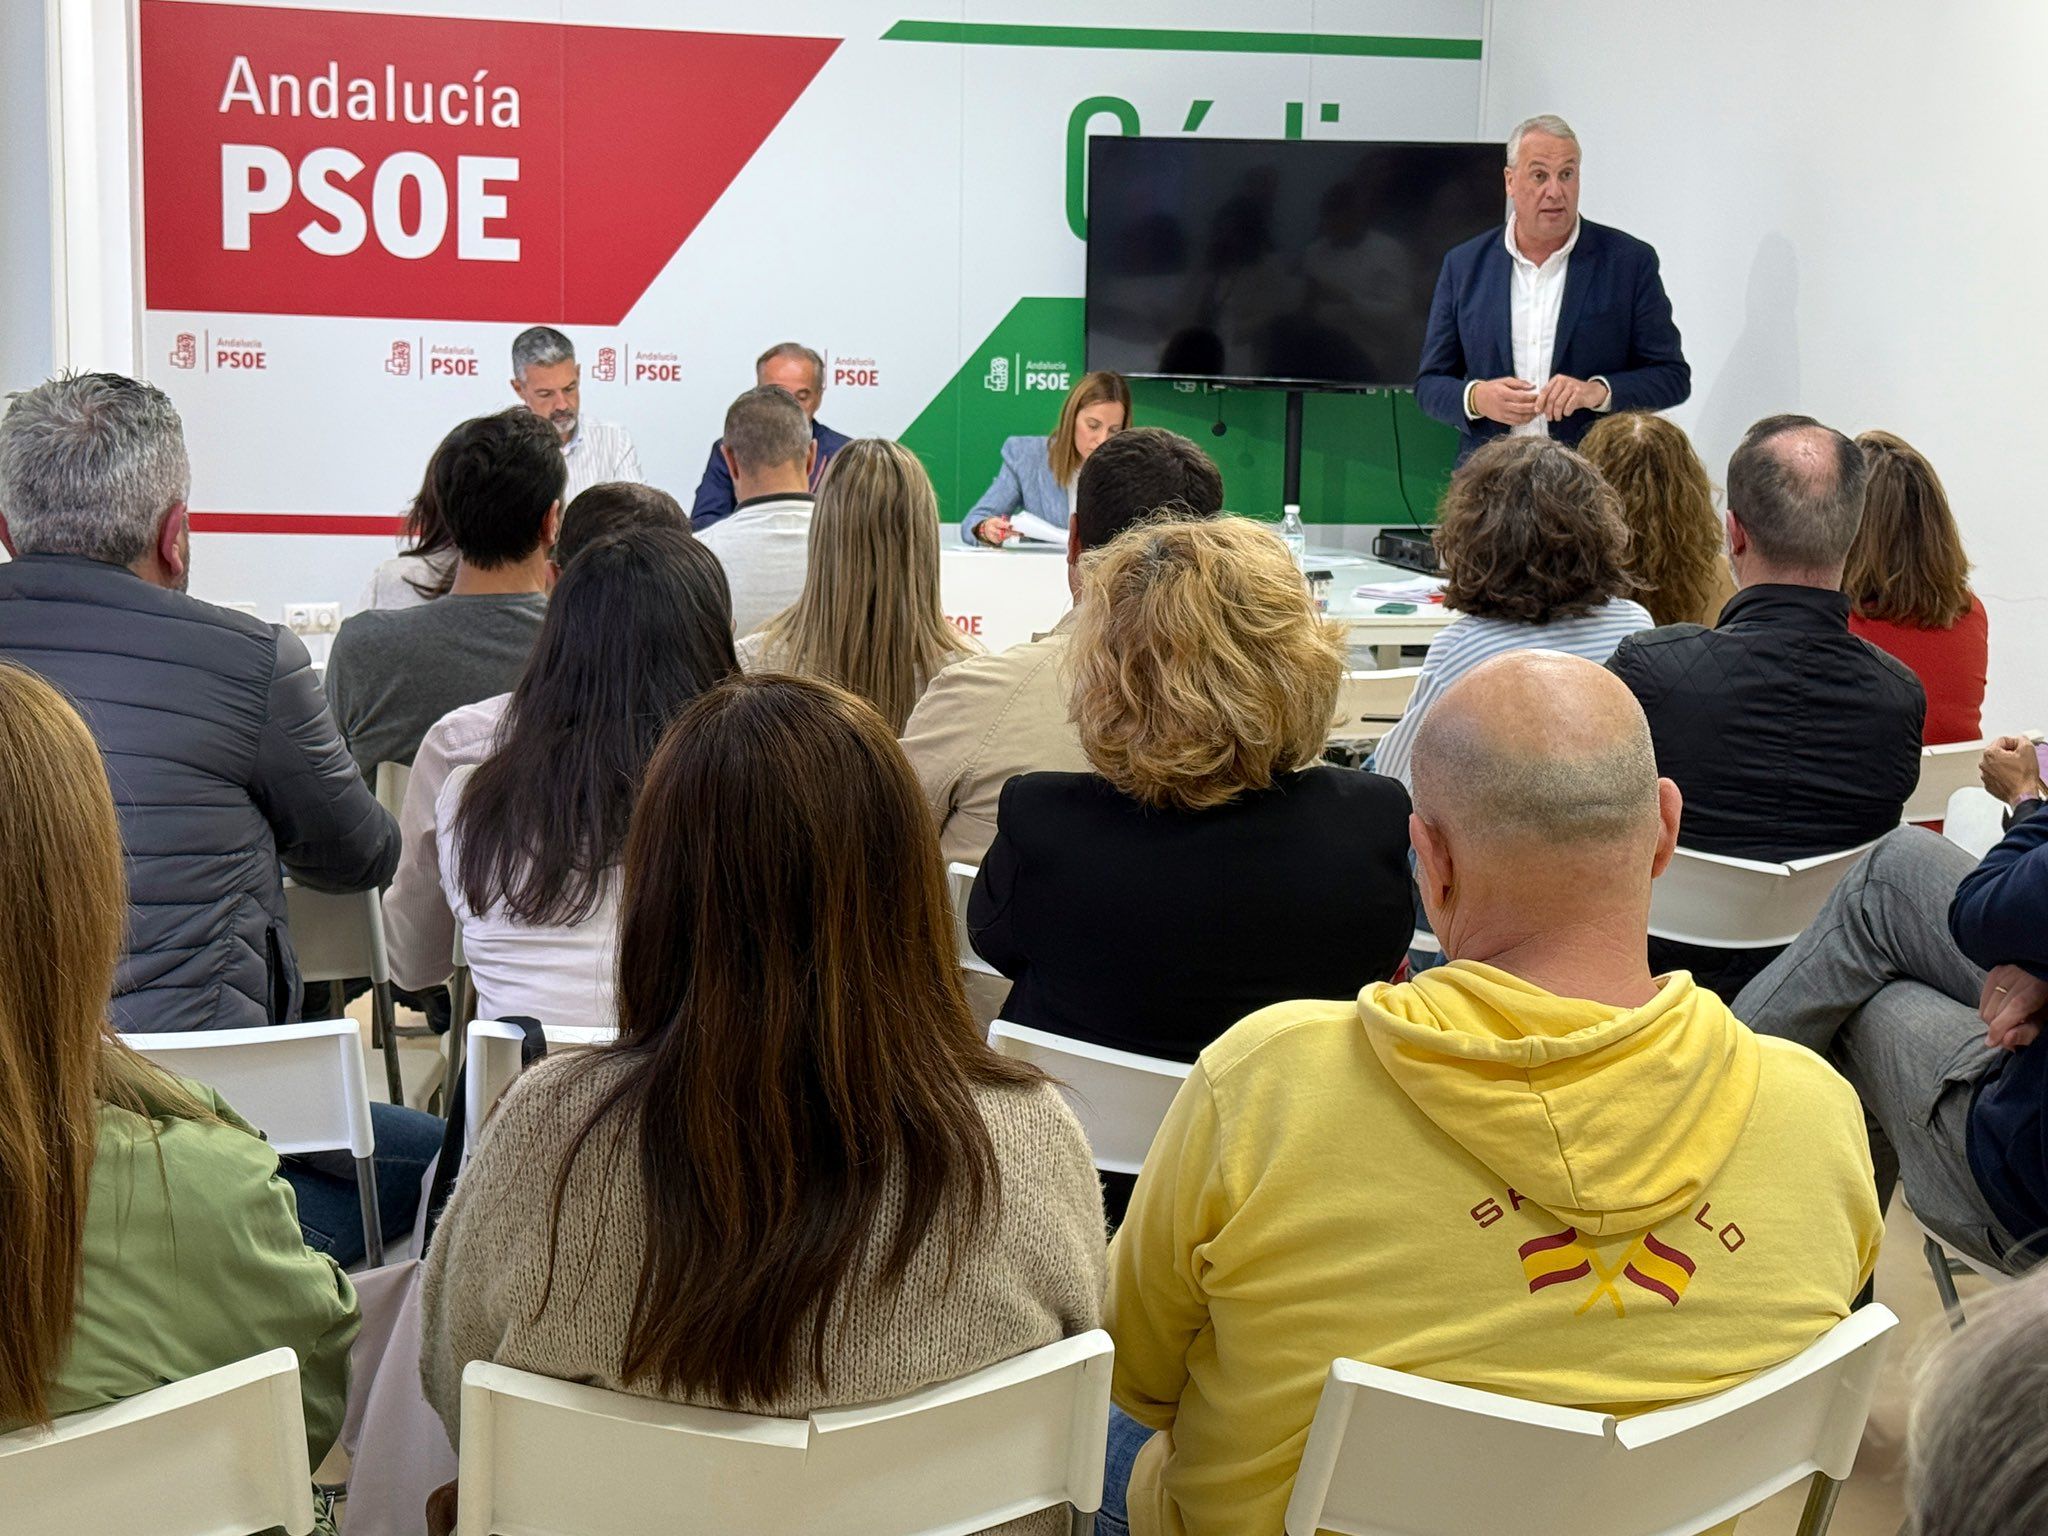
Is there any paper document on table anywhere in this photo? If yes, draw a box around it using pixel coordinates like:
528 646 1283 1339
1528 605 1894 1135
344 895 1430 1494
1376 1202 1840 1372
1352 575 1446 602
1009 510 1068 544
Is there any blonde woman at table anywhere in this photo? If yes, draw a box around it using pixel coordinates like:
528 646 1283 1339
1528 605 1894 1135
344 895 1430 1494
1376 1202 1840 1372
1371 437 1654 788
961 371 1131 546
738 439 980 732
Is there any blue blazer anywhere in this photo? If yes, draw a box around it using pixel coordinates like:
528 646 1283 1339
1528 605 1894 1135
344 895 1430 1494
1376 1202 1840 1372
690 419 850 531
1415 219 1689 460
961 435 1071 545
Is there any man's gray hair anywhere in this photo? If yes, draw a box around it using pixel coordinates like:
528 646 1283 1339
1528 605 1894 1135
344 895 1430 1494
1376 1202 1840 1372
722 385 812 473
755 341 823 385
1507 113 1579 168
1411 656 1659 848
1725 414 1870 570
1908 1268 2048 1534
0 372 191 565
511 325 575 379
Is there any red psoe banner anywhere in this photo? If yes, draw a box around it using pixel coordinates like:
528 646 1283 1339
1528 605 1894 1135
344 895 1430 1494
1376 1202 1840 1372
140 2 838 324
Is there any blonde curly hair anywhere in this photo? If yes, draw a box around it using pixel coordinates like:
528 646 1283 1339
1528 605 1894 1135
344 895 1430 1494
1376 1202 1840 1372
1068 516 1345 812
1578 412 1726 627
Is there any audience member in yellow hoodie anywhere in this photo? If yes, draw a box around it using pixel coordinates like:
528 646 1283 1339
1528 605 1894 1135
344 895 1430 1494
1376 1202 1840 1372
1102 652 1883 1536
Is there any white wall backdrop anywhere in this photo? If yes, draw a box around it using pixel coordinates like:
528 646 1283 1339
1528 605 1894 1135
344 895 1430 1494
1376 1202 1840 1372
0 1 54 396
1483 0 2048 732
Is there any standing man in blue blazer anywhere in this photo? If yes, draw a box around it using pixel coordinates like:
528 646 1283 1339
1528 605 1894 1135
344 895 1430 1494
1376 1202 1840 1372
1416 115 1689 462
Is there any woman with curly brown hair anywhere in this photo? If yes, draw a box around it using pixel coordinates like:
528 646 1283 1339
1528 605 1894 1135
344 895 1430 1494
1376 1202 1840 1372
1579 411 1736 627
1373 436 1654 786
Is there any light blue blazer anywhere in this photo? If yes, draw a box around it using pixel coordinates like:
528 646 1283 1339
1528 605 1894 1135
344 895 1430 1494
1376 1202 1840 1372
961 435 1071 545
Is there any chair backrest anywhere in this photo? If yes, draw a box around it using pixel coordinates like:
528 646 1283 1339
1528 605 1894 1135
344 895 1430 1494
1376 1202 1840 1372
374 760 411 821
1286 1305 1897 1536
1943 786 2009 861
989 1020 1189 1176
0 1347 313 1536
464 1020 528 1158
947 861 1002 978
1333 667 1425 734
1904 739 1986 824
122 1020 376 1159
284 881 391 986
455 1330 1114 1536
1646 842 1873 949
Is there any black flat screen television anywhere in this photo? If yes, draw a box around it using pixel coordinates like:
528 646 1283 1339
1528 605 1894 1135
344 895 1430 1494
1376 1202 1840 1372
1084 136 1504 390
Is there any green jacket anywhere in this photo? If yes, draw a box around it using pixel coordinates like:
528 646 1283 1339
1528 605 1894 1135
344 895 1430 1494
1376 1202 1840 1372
44 1082 361 1465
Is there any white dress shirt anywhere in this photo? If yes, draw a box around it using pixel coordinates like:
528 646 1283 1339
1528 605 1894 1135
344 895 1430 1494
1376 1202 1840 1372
561 416 643 503
698 493 815 638
1464 216 1611 437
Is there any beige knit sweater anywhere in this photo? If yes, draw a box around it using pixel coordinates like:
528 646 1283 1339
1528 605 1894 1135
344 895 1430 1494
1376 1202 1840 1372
420 1049 1107 1520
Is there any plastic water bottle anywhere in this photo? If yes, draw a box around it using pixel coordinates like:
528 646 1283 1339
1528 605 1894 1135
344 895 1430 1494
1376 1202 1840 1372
1280 504 1307 571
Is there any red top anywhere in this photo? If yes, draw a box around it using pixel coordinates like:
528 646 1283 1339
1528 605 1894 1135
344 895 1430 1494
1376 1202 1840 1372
1849 593 1988 744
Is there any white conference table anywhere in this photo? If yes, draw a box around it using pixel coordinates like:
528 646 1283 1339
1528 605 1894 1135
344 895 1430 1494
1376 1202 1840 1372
939 541 1449 666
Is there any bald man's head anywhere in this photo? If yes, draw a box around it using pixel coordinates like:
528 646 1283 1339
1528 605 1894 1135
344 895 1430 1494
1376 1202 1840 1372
1726 414 1868 571
1411 651 1660 851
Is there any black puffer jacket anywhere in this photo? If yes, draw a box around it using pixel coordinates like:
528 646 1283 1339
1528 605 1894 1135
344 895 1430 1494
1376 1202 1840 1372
0 555 400 1031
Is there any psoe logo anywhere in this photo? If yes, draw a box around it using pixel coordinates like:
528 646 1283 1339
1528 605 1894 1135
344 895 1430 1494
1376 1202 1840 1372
1020 359 1072 393
591 346 619 383
384 340 412 377
214 335 268 371
832 354 881 388
169 333 198 370
426 343 479 379
633 351 681 383
982 355 1010 393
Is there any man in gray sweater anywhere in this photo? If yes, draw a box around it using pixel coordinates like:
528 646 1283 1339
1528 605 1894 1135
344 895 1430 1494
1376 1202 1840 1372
326 409 563 778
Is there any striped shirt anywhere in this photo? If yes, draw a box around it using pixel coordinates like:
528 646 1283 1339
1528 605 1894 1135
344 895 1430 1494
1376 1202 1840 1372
561 416 643 503
1372 597 1657 786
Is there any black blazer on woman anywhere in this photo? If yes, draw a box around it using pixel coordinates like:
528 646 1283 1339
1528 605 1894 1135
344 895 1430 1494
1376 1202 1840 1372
966 766 1413 1063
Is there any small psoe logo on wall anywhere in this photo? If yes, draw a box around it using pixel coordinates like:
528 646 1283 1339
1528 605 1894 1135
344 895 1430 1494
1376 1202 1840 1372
632 351 681 383
170 333 199 370
1019 359 1072 392
426 343 479 378
590 346 618 383
215 336 270 371
982 356 1010 393
384 339 412 376
831 354 881 388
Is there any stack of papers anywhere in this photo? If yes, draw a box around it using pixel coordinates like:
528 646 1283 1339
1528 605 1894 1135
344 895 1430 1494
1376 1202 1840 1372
1352 575 1446 603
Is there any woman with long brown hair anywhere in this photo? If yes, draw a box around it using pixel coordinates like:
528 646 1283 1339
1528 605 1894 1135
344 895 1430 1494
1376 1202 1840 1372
1844 429 1987 743
421 678 1104 1505
0 662 357 1456
962 370 1131 546
1578 410 1735 627
739 438 979 731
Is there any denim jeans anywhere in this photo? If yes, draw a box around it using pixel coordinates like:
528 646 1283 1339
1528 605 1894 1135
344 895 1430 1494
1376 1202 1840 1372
1095 1406 1155 1536
283 1101 445 1266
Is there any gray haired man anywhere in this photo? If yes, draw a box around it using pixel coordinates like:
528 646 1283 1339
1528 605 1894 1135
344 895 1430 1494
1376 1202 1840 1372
690 340 852 531
508 324 643 503
695 383 818 637
0 371 399 1032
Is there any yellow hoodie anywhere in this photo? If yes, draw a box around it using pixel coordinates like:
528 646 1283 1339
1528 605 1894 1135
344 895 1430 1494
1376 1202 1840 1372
1105 962 1882 1536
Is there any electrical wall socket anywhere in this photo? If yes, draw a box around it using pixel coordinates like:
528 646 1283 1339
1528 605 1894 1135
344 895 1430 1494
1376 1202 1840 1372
283 601 342 635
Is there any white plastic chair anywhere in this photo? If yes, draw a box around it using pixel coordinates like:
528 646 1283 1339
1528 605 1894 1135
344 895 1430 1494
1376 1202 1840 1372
1332 666 1424 738
948 861 1002 978
1285 1304 1898 1536
374 759 411 822
1647 843 1874 949
454 1329 1114 1536
285 877 404 1104
1903 739 1986 824
463 1020 528 1160
123 1019 388 1267
0 1347 313 1536
989 1020 1189 1177
1942 786 2008 860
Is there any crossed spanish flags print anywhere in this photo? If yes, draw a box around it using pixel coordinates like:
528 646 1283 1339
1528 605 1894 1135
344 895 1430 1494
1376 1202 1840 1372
1519 1227 1698 1317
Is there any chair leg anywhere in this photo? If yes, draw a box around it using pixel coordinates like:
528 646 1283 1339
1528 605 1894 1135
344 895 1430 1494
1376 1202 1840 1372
373 979 403 1105
1924 1233 1966 1330
355 1155 386 1268
1794 1472 1844 1536
1069 1508 1096 1536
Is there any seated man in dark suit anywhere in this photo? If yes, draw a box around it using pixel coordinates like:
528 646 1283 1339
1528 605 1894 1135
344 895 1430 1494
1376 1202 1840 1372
688 342 849 530
1416 113 1689 462
1609 415 1925 997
